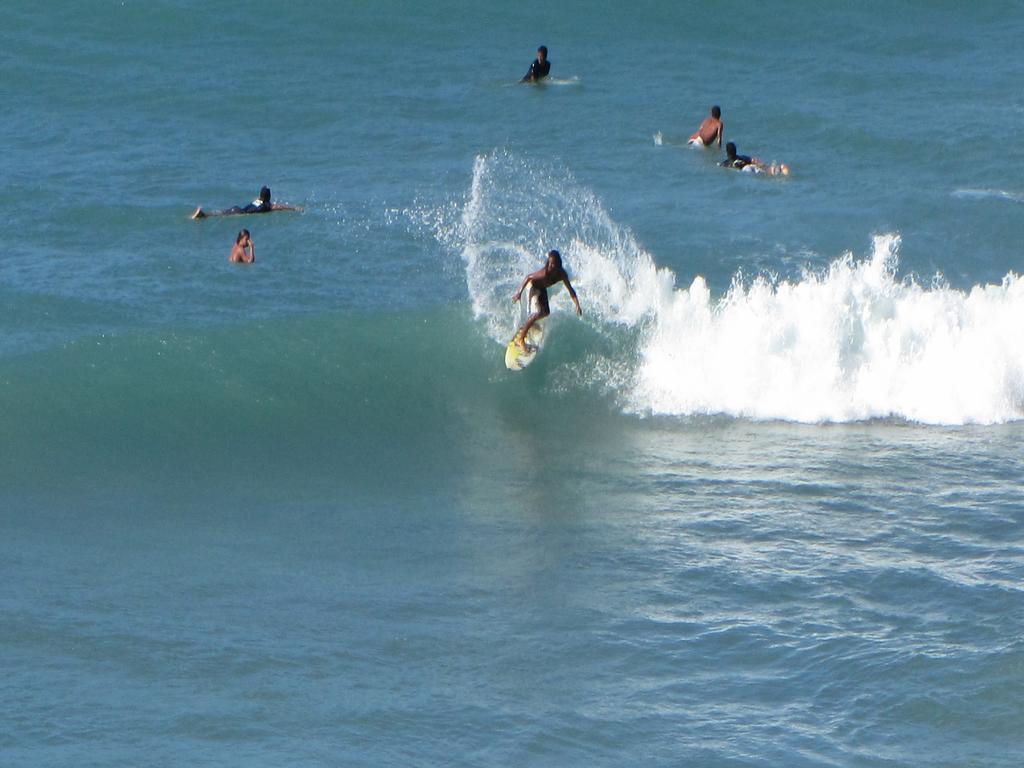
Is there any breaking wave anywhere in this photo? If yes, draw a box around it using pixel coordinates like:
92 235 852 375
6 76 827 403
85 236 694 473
430 150 1024 425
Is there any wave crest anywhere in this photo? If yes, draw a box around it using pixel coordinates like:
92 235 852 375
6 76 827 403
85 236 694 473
636 235 1024 424
436 151 1024 425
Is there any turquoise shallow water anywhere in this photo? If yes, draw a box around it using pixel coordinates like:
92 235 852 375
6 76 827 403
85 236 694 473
2 2 1024 766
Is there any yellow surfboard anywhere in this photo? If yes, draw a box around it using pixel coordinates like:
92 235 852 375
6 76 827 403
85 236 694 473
504 323 545 371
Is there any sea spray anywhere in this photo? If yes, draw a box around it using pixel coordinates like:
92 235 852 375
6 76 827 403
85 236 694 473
420 150 670 341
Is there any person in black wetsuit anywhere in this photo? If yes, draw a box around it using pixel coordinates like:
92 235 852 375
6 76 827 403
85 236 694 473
718 142 790 175
720 142 754 170
521 45 551 82
191 186 301 219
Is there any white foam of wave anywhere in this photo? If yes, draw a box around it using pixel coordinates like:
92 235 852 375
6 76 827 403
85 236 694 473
545 76 581 86
952 188 1024 204
440 151 1024 425
636 236 1024 424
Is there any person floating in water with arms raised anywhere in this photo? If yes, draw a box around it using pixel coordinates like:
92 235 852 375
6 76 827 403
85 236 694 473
192 186 301 219
689 105 724 148
229 229 255 264
521 45 550 82
720 142 789 176
511 249 581 349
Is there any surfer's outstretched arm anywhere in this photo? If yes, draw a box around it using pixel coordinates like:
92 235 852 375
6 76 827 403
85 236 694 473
512 268 545 302
562 275 582 316
512 276 529 302
271 203 302 212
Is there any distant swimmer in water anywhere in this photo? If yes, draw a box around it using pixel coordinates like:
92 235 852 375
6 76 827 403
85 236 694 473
689 105 724 148
511 249 581 349
521 45 551 83
192 186 301 219
229 229 254 264
720 142 790 176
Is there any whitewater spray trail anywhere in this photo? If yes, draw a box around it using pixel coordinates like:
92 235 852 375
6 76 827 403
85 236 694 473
432 151 1024 425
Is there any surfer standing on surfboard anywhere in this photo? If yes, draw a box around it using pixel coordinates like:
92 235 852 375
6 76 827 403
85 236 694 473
689 105 724 148
511 249 581 349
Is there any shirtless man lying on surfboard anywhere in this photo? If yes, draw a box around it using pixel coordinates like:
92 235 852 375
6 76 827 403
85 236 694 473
689 105 724 148
511 249 582 349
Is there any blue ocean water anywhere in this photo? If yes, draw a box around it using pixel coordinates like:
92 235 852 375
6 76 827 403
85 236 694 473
2 2 1024 766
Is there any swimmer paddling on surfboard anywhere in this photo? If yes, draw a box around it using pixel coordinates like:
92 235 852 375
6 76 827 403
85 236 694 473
511 249 582 351
191 186 301 219
720 142 790 176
